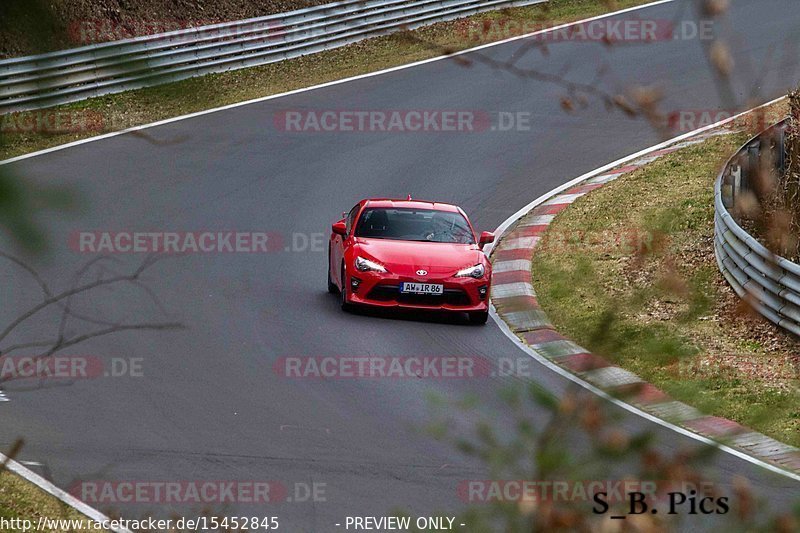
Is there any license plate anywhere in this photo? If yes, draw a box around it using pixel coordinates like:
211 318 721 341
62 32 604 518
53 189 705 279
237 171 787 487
400 282 443 295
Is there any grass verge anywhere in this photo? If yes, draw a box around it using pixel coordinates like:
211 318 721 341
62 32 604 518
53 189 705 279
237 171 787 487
0 467 104 532
531 111 800 447
0 0 656 161
0 0 675 524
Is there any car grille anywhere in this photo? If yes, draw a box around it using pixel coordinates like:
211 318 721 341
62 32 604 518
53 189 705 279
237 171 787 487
366 284 471 307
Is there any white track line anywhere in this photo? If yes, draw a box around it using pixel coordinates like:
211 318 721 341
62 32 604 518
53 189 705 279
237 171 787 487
0 0 724 522
489 309 800 483
0 0 677 167
489 96 800 482
2 453 133 533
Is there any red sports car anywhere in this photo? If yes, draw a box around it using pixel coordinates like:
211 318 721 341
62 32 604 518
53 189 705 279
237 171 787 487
328 198 494 324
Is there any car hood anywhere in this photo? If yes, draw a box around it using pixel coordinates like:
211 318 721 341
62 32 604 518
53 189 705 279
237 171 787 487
354 238 485 276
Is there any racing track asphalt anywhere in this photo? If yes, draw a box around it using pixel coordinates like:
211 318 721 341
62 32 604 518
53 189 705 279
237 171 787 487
1 0 800 530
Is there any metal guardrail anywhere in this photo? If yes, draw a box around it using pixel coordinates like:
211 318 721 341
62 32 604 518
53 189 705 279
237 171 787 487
714 118 800 336
0 0 546 114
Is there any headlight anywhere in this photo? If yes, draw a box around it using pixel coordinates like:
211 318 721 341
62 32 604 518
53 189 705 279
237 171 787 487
455 263 485 279
355 256 387 273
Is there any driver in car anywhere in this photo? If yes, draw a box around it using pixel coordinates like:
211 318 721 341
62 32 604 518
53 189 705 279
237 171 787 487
425 212 468 243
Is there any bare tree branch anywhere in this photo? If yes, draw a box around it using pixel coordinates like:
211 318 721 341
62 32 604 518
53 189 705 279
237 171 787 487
0 254 164 346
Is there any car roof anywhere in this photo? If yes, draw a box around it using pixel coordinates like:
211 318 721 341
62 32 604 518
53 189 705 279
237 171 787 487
362 199 461 213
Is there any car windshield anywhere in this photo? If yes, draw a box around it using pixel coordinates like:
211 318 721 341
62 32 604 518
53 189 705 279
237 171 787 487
354 207 475 244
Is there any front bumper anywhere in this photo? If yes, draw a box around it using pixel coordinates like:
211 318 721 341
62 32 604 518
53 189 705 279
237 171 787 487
345 271 490 312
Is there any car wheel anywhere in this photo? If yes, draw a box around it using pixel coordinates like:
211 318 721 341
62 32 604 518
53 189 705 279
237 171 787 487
468 311 489 325
327 245 338 294
340 265 352 312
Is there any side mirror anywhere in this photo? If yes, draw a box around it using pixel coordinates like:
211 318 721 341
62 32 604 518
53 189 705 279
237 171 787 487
332 221 347 236
479 231 495 249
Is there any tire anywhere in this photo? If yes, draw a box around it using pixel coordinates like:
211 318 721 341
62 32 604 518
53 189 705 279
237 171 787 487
340 266 352 312
327 245 338 294
468 311 489 325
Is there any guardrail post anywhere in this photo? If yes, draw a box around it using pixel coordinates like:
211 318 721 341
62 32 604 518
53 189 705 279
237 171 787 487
722 164 741 209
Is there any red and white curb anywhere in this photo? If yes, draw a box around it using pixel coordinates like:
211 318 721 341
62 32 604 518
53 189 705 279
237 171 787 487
489 124 800 478
0 0 692 524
